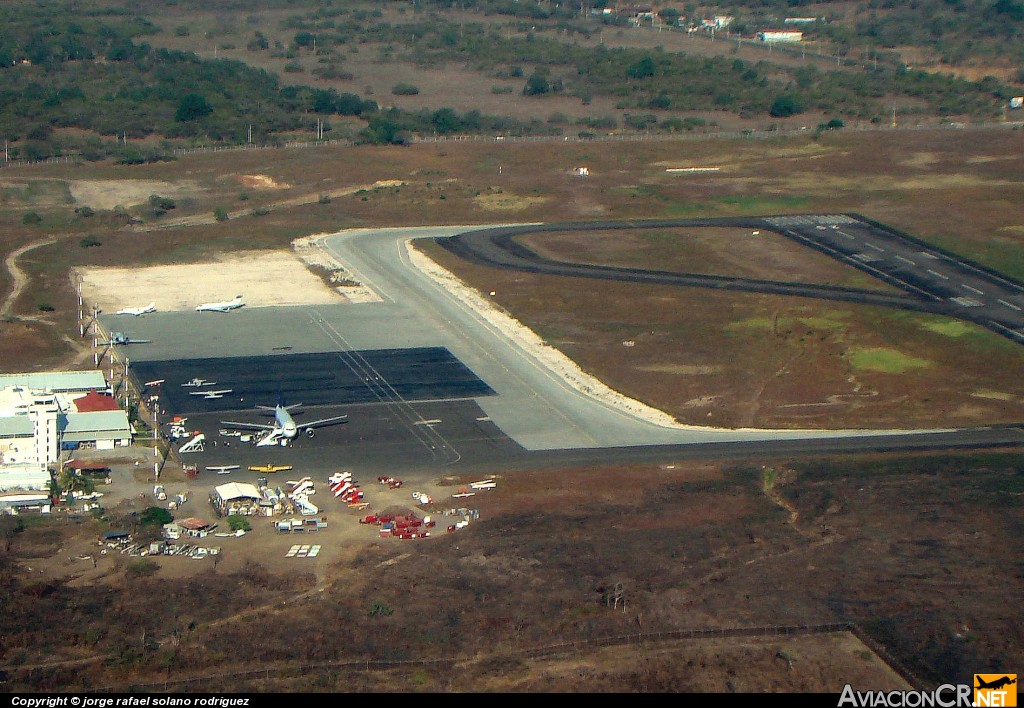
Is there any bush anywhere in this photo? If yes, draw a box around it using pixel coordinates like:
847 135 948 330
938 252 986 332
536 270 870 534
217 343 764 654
75 206 95 217
369 600 394 617
37 303 54 312
523 71 550 96
80 236 101 248
139 506 173 527
175 94 213 122
391 83 420 95
214 207 229 222
251 207 270 217
149 195 176 214
769 95 804 118
318 194 331 204
22 212 42 225
227 515 251 532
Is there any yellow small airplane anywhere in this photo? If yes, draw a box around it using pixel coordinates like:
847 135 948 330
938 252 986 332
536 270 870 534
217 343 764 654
248 464 293 473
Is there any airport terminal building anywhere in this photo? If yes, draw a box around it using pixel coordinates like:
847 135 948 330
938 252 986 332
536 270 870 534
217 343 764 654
0 372 133 498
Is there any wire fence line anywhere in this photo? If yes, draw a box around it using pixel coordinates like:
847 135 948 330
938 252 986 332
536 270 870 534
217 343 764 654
26 620 923 693
1 120 1019 172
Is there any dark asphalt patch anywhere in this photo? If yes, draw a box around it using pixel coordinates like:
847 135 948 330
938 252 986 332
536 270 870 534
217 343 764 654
131 347 495 416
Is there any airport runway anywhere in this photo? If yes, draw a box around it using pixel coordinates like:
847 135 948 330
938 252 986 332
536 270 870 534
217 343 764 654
439 214 1024 344
99 217 1024 481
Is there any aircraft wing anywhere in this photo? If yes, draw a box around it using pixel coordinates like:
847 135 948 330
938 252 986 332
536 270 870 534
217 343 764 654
296 414 349 431
220 420 277 431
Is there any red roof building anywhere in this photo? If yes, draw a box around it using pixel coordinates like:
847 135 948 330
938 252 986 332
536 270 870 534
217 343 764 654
72 390 121 413
177 518 212 532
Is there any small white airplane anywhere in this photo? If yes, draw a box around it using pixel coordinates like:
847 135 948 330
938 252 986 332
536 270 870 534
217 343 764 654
196 295 244 313
190 389 232 399
206 465 240 475
182 378 216 387
115 302 156 316
221 400 348 447
98 332 151 346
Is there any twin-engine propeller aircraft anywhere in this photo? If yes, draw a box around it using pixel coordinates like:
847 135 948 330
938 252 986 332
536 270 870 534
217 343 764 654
115 302 156 316
222 399 348 447
196 295 244 313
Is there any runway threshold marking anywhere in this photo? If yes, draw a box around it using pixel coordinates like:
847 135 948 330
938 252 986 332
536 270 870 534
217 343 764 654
963 284 985 295
998 299 1022 311
927 269 949 280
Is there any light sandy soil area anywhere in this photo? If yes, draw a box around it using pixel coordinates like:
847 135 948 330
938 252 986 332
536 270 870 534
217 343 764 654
74 240 379 312
68 179 207 210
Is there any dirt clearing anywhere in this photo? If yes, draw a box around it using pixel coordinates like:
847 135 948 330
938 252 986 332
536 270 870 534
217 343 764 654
67 179 205 210
75 248 346 313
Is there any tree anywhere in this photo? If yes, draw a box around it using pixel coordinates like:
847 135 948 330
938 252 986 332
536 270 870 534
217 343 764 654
627 56 657 79
175 93 212 122
523 70 551 96
659 8 681 26
227 515 251 532
139 506 173 527
431 107 461 134
769 95 804 118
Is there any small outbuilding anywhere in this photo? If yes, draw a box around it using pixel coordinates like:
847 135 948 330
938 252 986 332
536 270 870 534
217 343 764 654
176 517 213 538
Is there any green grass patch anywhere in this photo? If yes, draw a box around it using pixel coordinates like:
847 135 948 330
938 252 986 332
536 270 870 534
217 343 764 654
848 346 930 373
711 194 812 214
919 320 975 337
920 233 1024 284
609 185 653 199
2 180 75 206
660 201 715 216
725 313 849 334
